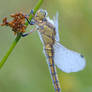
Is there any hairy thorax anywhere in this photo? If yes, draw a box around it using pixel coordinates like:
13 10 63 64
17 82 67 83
35 18 56 47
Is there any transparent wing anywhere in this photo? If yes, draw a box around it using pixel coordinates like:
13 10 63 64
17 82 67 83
47 17 54 25
53 12 60 42
54 42 86 73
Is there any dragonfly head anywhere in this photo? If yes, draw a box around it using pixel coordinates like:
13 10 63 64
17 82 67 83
35 9 47 22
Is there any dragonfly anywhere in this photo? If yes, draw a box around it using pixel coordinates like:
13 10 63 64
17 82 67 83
24 9 86 92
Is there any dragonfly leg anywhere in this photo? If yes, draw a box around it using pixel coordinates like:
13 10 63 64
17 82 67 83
22 27 37 37
25 15 35 25
24 9 35 25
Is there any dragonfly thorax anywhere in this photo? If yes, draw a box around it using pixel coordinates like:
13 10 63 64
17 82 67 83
38 21 56 47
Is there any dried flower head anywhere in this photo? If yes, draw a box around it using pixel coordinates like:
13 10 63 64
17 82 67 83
0 12 28 35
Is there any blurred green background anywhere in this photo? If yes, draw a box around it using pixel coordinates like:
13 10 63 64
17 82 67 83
0 0 92 92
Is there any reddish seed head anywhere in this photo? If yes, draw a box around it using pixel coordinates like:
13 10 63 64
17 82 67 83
0 12 27 35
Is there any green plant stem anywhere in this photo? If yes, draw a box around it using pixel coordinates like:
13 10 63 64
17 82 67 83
25 0 43 26
0 0 43 69
0 34 21 68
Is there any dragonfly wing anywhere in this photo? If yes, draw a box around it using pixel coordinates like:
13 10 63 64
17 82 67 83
47 17 54 25
53 12 60 42
53 42 86 73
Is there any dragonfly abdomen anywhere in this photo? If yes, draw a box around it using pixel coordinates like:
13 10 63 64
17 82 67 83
45 45 61 92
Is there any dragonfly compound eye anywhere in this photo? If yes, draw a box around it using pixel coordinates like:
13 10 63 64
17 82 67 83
35 9 47 20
